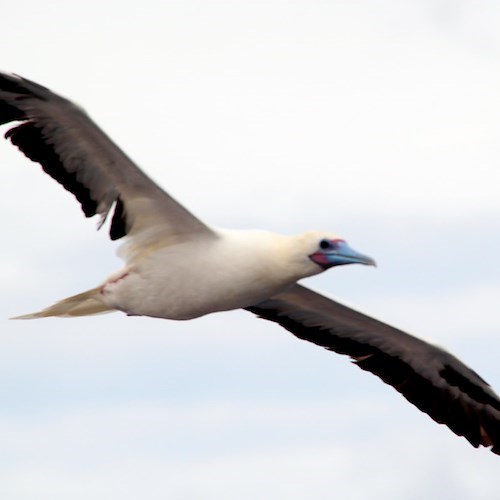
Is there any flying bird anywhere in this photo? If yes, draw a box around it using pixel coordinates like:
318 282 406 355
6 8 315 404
1 72 499 454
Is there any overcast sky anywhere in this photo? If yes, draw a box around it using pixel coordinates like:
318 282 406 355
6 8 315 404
1 1 500 499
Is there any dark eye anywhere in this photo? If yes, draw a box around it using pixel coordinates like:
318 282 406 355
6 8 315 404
319 239 331 250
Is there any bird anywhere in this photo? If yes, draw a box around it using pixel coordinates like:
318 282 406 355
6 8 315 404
1 72 499 454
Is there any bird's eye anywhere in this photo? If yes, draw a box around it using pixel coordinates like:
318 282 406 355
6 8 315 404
319 239 331 250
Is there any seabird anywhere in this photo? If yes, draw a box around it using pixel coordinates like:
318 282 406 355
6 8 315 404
1 72 499 454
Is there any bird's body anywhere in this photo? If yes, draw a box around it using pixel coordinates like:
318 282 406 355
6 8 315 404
101 229 327 320
1 71 500 454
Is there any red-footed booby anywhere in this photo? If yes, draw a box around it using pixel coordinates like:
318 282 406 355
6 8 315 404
1 72 499 454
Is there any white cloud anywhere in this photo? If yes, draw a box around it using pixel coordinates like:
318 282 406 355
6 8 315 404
0 400 498 500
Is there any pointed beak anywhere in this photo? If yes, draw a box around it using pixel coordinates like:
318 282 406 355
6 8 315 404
310 240 376 269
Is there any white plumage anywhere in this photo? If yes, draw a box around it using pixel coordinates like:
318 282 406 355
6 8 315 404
21 229 349 320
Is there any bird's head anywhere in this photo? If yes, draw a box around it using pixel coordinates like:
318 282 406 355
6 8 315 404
297 231 376 274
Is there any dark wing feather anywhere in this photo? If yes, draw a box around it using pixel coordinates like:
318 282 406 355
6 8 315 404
0 72 214 248
246 284 500 454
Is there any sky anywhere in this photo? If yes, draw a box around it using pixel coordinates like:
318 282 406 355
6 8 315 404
1 1 500 498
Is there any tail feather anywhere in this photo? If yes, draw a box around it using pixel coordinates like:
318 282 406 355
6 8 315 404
11 287 112 319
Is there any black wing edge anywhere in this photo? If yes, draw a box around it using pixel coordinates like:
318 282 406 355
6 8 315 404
0 72 127 240
246 284 500 455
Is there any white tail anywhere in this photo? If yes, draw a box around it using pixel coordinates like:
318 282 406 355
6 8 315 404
11 287 112 319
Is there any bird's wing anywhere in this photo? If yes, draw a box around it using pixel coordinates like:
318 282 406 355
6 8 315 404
246 284 500 454
0 72 215 260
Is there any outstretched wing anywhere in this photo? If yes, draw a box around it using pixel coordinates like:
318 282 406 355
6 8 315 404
0 72 215 259
247 284 500 454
